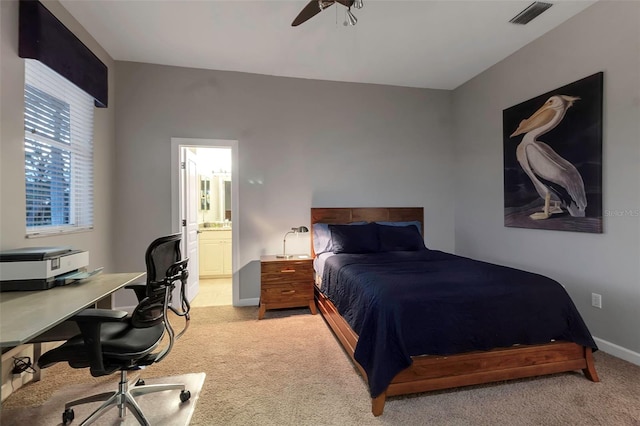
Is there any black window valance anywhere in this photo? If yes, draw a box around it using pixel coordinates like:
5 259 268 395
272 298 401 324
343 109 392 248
19 0 108 108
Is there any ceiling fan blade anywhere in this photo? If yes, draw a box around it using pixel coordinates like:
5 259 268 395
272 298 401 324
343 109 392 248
292 0 333 27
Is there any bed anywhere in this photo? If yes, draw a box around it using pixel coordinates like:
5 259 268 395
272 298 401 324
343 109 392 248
311 207 599 416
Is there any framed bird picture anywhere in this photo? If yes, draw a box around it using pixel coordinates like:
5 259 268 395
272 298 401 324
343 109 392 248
503 72 603 233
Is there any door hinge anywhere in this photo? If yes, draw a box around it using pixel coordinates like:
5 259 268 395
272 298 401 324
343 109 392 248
182 219 187 226
181 162 186 170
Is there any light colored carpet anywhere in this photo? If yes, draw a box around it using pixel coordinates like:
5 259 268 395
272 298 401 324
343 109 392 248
2 306 640 425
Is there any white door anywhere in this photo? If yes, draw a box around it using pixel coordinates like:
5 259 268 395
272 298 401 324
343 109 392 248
182 148 200 302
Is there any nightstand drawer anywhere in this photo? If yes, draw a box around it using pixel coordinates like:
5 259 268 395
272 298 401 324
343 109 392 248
261 261 313 284
261 283 313 303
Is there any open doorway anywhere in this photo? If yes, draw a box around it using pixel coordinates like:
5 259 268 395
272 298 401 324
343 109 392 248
192 147 232 306
171 138 239 307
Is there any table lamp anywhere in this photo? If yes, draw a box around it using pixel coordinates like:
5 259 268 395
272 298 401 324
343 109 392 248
277 226 309 258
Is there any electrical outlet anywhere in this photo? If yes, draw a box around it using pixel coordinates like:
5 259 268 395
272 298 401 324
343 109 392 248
591 293 602 309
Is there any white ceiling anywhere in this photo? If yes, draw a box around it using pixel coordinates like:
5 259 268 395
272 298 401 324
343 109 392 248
59 0 596 90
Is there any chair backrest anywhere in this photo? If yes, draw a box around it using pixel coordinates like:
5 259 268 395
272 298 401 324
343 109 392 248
131 233 184 329
130 233 190 363
145 233 183 286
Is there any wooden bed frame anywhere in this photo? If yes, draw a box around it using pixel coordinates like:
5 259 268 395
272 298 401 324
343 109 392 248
310 207 599 416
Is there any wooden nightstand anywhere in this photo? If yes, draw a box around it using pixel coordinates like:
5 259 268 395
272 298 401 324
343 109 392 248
259 255 317 320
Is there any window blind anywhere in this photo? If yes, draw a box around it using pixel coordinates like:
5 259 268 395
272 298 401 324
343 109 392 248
24 59 94 235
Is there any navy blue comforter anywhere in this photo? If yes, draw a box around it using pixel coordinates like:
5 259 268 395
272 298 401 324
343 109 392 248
320 250 597 398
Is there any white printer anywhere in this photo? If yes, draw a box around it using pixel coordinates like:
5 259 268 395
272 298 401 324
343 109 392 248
0 247 89 291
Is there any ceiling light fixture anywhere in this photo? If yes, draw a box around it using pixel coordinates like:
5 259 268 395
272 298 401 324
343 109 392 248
344 8 358 26
292 0 362 27
318 1 333 11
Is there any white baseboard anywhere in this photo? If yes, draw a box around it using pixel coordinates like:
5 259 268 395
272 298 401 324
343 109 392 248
593 336 640 366
117 299 259 310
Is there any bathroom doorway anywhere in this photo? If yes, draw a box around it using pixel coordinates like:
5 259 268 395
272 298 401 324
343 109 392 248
171 138 238 307
193 147 232 306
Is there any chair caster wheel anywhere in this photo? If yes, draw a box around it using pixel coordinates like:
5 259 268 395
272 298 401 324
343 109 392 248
180 390 191 402
136 378 145 386
62 408 75 425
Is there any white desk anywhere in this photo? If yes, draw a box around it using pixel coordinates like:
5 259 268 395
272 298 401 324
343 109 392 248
0 272 144 348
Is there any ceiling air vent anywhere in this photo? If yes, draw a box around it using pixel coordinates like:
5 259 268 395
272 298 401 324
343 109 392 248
509 2 553 25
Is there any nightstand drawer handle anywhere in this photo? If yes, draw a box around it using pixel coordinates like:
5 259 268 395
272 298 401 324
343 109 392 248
281 269 296 273
281 290 296 295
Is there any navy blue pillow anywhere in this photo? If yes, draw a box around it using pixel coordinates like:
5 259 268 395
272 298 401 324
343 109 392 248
378 224 426 252
313 221 367 255
329 223 380 254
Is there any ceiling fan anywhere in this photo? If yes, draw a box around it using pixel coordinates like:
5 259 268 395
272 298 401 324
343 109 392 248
292 0 363 27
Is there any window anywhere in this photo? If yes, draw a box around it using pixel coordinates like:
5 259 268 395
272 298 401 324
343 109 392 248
24 60 94 235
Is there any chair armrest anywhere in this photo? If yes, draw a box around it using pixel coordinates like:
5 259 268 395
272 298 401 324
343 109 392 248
125 282 147 302
71 308 128 376
73 308 128 322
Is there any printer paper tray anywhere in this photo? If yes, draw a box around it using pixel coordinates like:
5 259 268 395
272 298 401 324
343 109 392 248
55 267 104 286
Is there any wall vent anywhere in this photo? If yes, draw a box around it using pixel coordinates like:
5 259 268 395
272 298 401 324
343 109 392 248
509 2 553 25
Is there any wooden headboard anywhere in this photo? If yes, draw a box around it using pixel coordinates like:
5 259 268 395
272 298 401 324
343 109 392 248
310 207 424 257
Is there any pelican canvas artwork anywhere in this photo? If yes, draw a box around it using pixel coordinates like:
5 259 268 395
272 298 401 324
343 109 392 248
503 72 603 233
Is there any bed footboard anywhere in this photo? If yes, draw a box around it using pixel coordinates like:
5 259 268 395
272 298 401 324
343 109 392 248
315 288 599 416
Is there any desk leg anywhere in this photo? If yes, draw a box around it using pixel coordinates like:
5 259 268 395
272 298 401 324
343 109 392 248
95 294 113 309
33 342 42 382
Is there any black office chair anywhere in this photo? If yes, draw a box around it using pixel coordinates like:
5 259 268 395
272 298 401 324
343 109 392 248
38 233 192 426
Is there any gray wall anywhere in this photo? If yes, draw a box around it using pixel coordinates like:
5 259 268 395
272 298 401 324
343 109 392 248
452 1 640 356
0 0 116 271
113 62 456 301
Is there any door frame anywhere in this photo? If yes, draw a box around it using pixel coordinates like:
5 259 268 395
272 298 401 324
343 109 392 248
171 137 239 306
